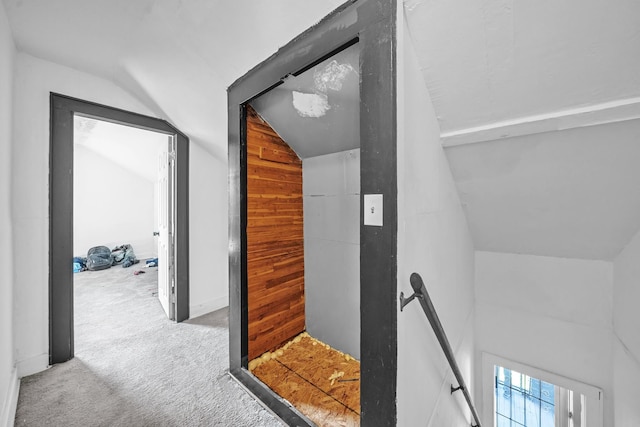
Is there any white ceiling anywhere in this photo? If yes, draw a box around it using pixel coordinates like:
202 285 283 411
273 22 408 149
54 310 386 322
3 0 345 160
4 0 640 260
403 0 640 134
446 119 640 260
74 116 167 183
403 0 640 260
251 42 360 159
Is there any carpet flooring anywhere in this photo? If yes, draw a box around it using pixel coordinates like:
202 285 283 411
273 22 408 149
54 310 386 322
14 264 284 427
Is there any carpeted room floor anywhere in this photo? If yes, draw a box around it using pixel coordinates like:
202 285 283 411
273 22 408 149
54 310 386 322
14 264 284 427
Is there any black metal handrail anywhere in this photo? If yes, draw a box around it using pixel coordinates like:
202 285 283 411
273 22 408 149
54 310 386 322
400 272 482 427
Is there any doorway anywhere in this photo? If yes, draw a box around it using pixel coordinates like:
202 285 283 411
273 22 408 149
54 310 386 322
242 40 362 426
49 93 190 365
73 115 173 318
228 1 398 425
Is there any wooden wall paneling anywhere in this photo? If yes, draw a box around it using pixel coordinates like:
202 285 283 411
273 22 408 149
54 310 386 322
246 105 306 360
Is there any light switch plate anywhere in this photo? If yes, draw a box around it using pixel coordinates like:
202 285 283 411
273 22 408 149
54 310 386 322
364 194 383 226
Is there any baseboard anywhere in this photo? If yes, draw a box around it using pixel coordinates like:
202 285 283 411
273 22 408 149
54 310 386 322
190 295 228 319
16 354 48 378
1 368 19 427
137 252 157 261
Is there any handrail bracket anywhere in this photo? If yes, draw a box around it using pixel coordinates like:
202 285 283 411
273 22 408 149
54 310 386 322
451 384 463 394
399 291 422 311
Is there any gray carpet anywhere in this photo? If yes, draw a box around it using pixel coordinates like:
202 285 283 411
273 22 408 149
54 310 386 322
14 264 284 427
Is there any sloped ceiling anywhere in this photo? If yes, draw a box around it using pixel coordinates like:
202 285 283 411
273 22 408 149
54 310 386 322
404 0 640 133
404 0 640 260
74 116 167 183
2 0 345 160
446 119 640 260
250 42 360 159
4 0 640 260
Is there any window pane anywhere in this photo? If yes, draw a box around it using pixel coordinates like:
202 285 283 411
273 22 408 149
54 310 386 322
497 382 511 417
497 413 511 427
530 378 541 399
541 401 554 426
525 395 541 426
511 388 525 424
495 366 556 427
541 381 554 404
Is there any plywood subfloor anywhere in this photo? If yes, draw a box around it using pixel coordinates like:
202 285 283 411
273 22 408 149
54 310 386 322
250 333 360 427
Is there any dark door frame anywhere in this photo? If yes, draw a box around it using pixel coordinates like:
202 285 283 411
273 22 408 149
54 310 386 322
49 93 190 365
228 0 397 425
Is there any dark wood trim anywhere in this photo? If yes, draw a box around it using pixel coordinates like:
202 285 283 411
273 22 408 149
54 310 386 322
228 0 397 425
229 368 317 426
174 131 190 323
358 10 398 425
49 93 190 364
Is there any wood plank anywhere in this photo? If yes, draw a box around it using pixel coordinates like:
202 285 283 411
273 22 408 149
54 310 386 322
247 105 306 360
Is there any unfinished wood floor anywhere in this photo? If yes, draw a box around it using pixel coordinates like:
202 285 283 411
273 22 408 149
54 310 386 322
250 333 360 427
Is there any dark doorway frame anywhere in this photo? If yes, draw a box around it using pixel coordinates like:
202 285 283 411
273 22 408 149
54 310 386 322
228 0 397 425
49 93 190 365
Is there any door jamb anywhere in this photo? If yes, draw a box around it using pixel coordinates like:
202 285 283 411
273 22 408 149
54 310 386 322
49 93 190 364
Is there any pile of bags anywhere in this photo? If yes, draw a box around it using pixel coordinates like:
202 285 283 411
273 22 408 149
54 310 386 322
75 244 140 272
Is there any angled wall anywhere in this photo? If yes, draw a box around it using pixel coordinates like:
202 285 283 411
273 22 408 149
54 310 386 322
396 11 476 426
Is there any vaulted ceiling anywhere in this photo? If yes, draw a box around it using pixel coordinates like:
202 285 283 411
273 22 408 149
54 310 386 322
4 0 640 260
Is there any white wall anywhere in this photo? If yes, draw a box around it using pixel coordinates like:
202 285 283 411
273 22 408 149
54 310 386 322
188 142 228 319
303 149 360 359
0 1 18 425
613 229 640 426
396 11 477 426
11 52 225 377
74 145 157 259
475 251 613 426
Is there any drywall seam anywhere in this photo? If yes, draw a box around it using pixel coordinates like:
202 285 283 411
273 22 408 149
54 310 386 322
614 332 640 371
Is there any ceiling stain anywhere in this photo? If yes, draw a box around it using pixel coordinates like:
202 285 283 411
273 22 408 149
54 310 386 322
292 91 331 118
314 60 356 92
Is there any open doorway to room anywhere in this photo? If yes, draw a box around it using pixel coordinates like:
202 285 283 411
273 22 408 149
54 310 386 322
72 116 174 355
49 93 190 365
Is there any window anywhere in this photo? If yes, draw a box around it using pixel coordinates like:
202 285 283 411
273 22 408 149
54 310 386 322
495 366 555 427
482 354 603 427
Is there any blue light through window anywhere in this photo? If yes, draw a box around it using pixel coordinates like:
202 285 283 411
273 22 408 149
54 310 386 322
495 366 555 427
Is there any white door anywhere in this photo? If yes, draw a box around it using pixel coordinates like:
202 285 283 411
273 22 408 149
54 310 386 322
157 136 176 320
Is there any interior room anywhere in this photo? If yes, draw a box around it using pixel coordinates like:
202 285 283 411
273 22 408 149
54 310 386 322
72 116 171 346
1 0 639 426
73 116 164 265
